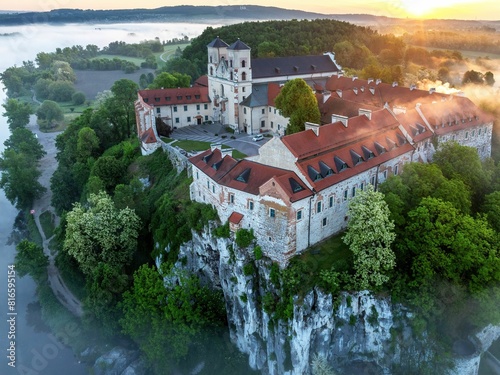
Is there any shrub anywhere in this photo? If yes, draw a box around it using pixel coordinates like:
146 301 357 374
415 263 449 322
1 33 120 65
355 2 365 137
240 293 248 303
235 228 254 248
254 245 263 260
72 91 86 105
243 262 255 276
367 305 379 326
349 314 357 326
214 222 230 238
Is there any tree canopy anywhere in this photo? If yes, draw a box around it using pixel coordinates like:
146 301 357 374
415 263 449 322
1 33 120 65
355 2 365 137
2 98 33 131
63 191 141 275
274 78 320 134
343 185 396 289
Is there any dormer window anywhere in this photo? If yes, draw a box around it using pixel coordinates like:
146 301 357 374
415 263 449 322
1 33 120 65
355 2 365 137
362 146 375 159
165 96 171 101
144 98 149 103
186 95 191 100
212 160 223 170
289 178 304 193
307 165 322 181
350 150 363 166
235 168 251 183
319 161 334 177
396 134 407 146
334 156 348 172
202 152 213 164
155 98 160 102
177 96 182 100
374 142 386 154
195 95 200 99
386 137 397 150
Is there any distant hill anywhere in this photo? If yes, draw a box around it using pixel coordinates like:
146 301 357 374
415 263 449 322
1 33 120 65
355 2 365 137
0 5 497 29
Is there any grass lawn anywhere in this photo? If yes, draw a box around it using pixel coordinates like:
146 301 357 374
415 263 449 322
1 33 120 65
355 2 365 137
156 43 190 67
293 232 353 290
161 137 175 143
39 210 55 239
174 139 247 158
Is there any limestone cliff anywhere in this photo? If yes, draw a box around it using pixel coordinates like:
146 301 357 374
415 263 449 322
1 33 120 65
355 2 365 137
165 226 499 375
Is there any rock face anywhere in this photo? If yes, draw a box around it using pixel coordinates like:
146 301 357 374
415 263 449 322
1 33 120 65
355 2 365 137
92 347 145 375
171 227 497 375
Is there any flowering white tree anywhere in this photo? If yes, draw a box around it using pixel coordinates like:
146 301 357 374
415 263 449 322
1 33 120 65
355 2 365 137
64 191 141 275
343 185 396 289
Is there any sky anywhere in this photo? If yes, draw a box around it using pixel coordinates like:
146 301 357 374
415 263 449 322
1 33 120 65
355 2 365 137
2 0 500 20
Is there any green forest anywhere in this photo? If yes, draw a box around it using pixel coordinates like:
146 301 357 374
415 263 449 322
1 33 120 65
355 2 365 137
1 18 500 374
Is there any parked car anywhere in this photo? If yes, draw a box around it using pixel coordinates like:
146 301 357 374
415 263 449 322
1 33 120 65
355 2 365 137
252 134 264 141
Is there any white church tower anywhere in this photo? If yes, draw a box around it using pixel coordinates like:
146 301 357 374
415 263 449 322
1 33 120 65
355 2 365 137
207 37 251 129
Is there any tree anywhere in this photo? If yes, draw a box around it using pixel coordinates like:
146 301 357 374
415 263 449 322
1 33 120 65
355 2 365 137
120 266 225 373
48 80 75 102
104 79 139 140
148 72 191 89
484 71 495 86
0 147 46 210
76 127 99 162
36 100 64 129
482 191 500 232
90 155 126 191
163 57 200 81
462 70 483 85
4 127 46 161
2 98 33 131
72 91 86 105
343 185 396 289
34 78 53 100
63 191 141 275
274 78 320 134
433 141 490 210
15 240 48 282
51 60 76 82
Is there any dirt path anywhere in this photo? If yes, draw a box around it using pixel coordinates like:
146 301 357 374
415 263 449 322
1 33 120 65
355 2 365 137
29 115 84 318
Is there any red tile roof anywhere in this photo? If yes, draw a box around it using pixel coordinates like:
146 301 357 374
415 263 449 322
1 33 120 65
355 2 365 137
189 148 238 181
319 96 379 124
138 86 210 107
297 130 413 191
140 127 158 144
396 109 433 143
282 109 400 159
417 96 495 136
228 211 244 224
267 83 282 107
218 159 312 201
194 75 208 87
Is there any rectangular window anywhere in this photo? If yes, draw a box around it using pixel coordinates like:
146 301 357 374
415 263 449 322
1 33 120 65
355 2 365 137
242 87 246 92
322 217 327 227
465 131 469 139
269 208 275 218
317 201 322 213
344 189 348 201
383 170 387 179
472 130 475 137
212 185 215 193
370 176 376 186
269 107 271 112
274 109 277 114
271 121 274 128
394 164 399 175
204 104 208 110
262 108 265 114
184 105 188 112
360 183 364 191
196 171 199 179
329 196 334 208
187 117 191 122
352 186 356 197
249 201 254 210
297 210 302 220
244 108 247 114
230 194 234 204
205 115 208 121
207 181 210 189
196 104 200 110
261 120 265 128
173 106 178 112
175 117 179 124
479 128 482 136
156 107 160 114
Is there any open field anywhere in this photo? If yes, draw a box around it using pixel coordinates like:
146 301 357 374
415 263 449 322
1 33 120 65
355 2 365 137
74 68 155 100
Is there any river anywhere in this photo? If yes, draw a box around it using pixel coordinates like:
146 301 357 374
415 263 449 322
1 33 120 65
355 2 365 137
0 21 222 375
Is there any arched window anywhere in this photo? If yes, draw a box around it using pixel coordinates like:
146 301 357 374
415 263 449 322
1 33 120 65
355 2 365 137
242 60 246 68
241 71 247 81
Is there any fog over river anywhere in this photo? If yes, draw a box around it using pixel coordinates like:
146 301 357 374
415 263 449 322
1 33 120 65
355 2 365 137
0 21 220 375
